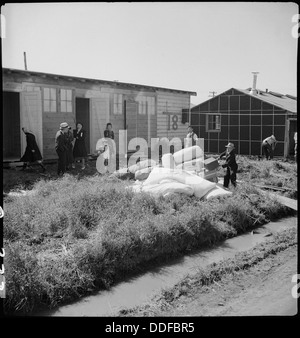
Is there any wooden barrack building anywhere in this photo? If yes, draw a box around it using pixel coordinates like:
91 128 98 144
3 68 196 161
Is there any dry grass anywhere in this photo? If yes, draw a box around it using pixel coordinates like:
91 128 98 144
3 156 297 314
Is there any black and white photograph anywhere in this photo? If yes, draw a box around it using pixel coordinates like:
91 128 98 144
1 2 298 322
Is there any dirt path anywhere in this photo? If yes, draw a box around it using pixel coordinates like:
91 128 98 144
157 245 298 316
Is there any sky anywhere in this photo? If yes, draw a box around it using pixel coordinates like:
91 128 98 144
1 2 298 105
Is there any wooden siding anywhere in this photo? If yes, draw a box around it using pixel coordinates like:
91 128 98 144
149 110 157 143
90 95 110 153
20 91 43 157
3 72 194 159
125 101 138 144
156 91 191 140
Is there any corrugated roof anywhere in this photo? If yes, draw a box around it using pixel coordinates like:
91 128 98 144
191 87 297 113
2 68 197 96
236 88 297 113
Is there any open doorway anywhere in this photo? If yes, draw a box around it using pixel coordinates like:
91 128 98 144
3 91 21 160
75 97 90 153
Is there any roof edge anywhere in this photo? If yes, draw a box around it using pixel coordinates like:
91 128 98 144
191 87 236 110
2 68 197 96
191 87 297 112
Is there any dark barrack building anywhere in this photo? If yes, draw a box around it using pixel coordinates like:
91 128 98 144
186 87 297 158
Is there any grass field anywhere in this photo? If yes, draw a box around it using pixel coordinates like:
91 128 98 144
2 156 297 314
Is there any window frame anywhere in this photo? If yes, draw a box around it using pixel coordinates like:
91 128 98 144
60 88 73 113
147 96 156 115
138 96 147 115
136 96 156 115
113 93 123 115
43 87 57 113
206 114 221 132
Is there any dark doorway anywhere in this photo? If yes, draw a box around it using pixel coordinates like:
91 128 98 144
125 100 138 142
76 97 90 153
3 91 21 160
288 119 297 157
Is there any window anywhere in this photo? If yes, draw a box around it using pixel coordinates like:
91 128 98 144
207 114 221 131
43 87 57 112
113 94 123 115
137 96 155 115
60 89 73 112
147 97 155 115
138 97 147 115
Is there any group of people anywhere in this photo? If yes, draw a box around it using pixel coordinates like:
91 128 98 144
186 125 290 189
55 122 88 175
19 121 295 186
20 122 114 175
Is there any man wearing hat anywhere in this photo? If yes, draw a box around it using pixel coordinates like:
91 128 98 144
262 135 277 160
218 142 238 188
186 125 198 147
55 122 69 175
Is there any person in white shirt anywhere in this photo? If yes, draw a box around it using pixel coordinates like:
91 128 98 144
262 135 277 160
186 125 198 147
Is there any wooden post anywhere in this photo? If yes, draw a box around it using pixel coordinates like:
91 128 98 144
24 52 27 70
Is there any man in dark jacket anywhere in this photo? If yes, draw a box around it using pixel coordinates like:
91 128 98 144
218 142 238 188
55 122 69 175
20 128 46 172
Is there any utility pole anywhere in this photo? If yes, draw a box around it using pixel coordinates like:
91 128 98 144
23 52 27 70
209 91 217 97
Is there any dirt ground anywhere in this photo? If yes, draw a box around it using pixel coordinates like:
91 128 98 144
2 159 99 193
154 245 298 316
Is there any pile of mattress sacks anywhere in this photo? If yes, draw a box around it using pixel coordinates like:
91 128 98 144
113 146 232 200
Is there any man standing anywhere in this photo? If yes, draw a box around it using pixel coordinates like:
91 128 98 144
218 142 238 188
262 135 277 160
55 122 69 175
186 125 198 147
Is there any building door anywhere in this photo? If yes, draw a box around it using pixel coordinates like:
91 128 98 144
288 119 297 157
125 100 138 146
90 94 110 154
3 91 21 160
76 98 90 153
